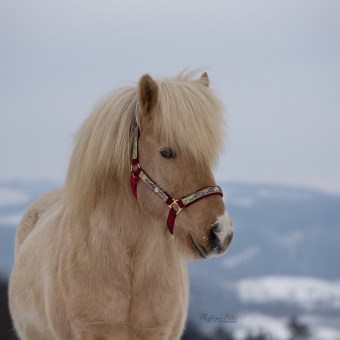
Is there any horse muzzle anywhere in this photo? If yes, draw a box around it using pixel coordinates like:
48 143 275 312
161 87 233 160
191 213 234 258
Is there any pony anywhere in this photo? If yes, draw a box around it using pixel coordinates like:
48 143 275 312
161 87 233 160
9 70 234 340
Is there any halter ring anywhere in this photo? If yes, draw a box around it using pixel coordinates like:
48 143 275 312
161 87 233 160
131 163 140 172
168 199 183 215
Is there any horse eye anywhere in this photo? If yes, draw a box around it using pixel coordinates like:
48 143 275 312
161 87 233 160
160 148 176 159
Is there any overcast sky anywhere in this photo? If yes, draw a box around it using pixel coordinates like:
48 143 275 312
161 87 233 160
1 0 339 193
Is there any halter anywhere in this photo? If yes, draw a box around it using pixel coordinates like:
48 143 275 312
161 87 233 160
130 125 223 235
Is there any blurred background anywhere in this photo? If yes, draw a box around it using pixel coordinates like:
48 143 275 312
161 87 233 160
0 0 339 339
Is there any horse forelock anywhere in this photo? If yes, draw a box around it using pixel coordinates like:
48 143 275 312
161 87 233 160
153 71 225 168
65 70 225 220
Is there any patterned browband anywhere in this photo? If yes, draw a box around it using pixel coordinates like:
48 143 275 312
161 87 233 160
130 126 223 234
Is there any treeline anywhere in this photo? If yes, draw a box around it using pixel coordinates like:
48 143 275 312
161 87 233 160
0 278 311 340
0 279 16 340
181 317 311 340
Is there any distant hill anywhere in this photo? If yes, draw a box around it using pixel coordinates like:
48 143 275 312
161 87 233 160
1 181 340 339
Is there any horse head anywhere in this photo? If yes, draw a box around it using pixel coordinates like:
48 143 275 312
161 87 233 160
134 72 233 259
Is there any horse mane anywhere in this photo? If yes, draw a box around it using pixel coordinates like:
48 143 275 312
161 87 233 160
65 70 225 220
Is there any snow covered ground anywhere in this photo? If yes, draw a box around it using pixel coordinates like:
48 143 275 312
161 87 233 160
232 313 340 340
234 276 340 311
199 311 340 340
211 276 340 339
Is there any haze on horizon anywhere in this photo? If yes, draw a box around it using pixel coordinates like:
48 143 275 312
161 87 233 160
1 0 339 193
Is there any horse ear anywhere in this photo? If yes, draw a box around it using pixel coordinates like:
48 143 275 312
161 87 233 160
200 72 209 87
138 74 158 117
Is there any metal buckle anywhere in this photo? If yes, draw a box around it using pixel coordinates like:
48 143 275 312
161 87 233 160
131 163 140 172
168 199 183 215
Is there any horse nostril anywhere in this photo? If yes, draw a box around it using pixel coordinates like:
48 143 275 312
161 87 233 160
225 231 234 248
209 224 234 251
209 226 222 250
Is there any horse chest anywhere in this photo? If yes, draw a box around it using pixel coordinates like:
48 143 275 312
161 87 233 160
127 255 189 338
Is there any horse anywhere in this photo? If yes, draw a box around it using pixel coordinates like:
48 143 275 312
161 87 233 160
9 70 234 340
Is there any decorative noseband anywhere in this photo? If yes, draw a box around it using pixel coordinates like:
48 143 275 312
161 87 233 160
130 125 223 235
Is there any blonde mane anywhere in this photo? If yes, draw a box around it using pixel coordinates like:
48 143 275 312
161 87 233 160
65 70 225 219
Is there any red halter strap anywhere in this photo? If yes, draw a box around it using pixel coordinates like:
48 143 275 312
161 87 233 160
130 126 223 235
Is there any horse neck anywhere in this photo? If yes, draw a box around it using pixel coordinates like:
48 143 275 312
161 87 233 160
77 178 179 260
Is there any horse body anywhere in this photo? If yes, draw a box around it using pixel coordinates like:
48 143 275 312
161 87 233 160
10 187 189 339
9 71 233 339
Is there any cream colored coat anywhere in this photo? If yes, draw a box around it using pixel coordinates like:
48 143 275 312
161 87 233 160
9 71 233 340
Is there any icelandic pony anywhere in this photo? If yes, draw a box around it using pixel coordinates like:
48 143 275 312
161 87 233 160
9 71 233 340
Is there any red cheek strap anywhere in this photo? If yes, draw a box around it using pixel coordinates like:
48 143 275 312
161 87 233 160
130 166 141 199
167 208 177 235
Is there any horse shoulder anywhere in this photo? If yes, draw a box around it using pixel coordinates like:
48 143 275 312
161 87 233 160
15 188 65 256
